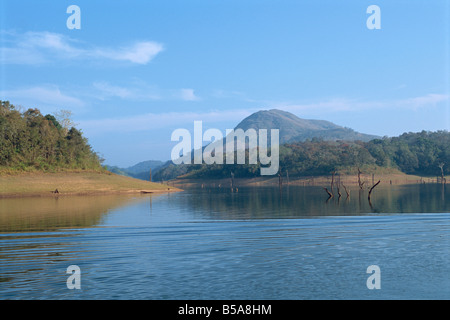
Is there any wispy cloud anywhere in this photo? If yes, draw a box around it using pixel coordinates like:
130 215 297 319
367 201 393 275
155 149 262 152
268 94 449 114
92 82 134 100
0 30 164 65
92 81 203 102
2 80 201 111
179 88 201 101
91 82 202 102
211 89 247 100
79 109 253 135
92 41 164 65
0 85 84 109
78 92 449 136
401 94 449 109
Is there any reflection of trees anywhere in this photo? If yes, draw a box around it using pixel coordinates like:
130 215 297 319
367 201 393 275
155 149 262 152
0 195 144 232
174 185 450 219
361 184 448 214
0 195 151 288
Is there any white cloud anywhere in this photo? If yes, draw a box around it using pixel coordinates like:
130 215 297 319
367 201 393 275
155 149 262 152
24 31 82 55
91 81 161 101
401 94 449 109
179 88 200 101
77 92 449 136
94 42 164 65
273 94 450 114
91 41 164 65
0 47 47 65
91 82 204 102
1 31 83 64
0 85 84 109
0 31 164 65
92 82 133 100
79 109 253 135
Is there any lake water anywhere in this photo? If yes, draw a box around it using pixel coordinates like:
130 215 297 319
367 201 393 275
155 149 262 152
1 184 449 300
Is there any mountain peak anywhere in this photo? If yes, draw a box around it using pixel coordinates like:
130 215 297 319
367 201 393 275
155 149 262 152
235 109 378 143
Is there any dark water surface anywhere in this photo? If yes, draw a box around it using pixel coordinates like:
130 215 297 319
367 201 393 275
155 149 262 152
1 184 449 299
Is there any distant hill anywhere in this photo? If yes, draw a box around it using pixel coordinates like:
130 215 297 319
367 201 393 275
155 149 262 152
152 109 384 181
125 160 165 175
106 160 165 181
117 110 450 182
235 109 379 143
154 130 450 181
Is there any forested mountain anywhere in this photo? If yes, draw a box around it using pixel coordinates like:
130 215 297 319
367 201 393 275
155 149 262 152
0 101 102 171
153 131 450 181
152 109 449 181
5 98 444 179
152 109 382 181
365 131 450 175
106 160 164 181
153 109 450 181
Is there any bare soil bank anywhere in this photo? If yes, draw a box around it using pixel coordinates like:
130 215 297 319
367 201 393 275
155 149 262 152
0 171 182 198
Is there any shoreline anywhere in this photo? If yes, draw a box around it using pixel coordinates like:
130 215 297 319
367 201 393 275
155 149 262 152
0 188 181 199
1 170 446 198
0 171 182 199
167 173 448 189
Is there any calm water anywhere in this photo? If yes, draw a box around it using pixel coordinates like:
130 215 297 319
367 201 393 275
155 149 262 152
0 184 449 300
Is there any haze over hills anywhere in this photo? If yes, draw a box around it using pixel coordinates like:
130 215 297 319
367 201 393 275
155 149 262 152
110 109 379 180
235 109 379 143
128 109 382 181
105 109 449 181
106 160 164 181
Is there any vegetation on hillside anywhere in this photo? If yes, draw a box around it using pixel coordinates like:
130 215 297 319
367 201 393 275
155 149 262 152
106 160 164 181
2 100 447 181
154 131 450 180
0 101 103 172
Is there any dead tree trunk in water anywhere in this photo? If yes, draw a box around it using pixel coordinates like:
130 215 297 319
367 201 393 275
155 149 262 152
331 171 335 194
368 180 381 201
323 187 333 199
278 172 283 189
358 168 365 190
438 163 445 184
342 183 350 198
231 172 235 191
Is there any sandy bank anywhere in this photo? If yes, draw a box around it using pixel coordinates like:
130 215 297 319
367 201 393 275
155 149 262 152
0 171 182 198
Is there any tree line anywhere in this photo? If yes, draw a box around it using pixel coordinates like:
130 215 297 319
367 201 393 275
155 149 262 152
0 101 103 171
154 130 450 180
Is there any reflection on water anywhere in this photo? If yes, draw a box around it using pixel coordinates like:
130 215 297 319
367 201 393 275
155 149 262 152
0 185 449 299
174 184 450 219
0 195 148 232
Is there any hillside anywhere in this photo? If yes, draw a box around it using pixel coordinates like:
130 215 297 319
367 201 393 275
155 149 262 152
0 101 180 196
152 109 381 181
153 109 386 181
106 160 164 181
0 101 102 172
154 127 449 181
63 107 447 183
235 109 379 143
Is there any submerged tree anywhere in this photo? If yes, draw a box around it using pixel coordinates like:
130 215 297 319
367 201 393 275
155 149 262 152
438 163 445 183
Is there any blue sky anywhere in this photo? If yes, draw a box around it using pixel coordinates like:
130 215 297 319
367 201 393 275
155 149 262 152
1 0 449 167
